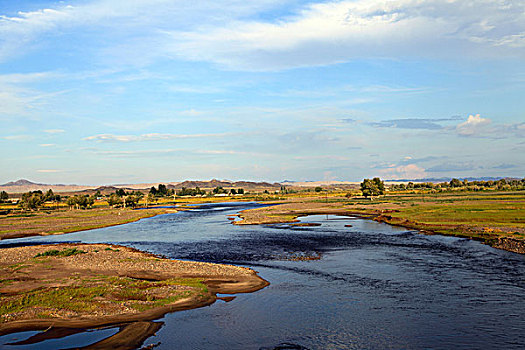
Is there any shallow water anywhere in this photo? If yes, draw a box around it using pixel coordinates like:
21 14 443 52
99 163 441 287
1 202 524 349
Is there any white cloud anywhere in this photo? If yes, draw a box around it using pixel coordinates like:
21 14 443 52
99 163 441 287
92 148 271 158
37 169 60 173
456 114 491 136
1 135 31 140
39 143 55 147
0 72 69 119
84 132 230 142
293 155 349 161
1 0 524 70
0 0 283 63
379 164 427 180
179 109 205 117
166 0 525 70
43 129 65 134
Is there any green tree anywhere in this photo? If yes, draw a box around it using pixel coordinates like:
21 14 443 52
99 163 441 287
149 186 157 196
19 192 44 210
158 184 168 196
66 196 76 210
314 187 323 192
449 178 462 188
146 192 155 208
116 188 126 197
125 195 140 208
360 178 385 199
0 191 8 202
213 186 227 194
44 189 55 201
107 193 122 207
66 195 91 209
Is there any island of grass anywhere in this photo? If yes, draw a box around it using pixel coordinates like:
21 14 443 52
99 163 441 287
0 243 268 345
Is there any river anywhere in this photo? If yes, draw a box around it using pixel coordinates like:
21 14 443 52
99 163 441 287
1 202 524 349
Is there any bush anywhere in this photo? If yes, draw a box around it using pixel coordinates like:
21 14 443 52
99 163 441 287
35 248 86 258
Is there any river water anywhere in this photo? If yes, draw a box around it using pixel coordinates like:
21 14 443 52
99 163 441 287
1 202 524 349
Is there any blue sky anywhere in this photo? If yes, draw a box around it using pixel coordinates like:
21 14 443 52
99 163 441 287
1 0 524 184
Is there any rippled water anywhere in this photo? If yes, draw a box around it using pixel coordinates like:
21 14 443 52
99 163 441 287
1 202 524 349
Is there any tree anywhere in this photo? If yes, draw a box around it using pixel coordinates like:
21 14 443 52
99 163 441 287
149 186 157 196
146 193 155 208
125 195 139 208
449 178 462 188
19 191 44 210
44 189 55 201
0 191 8 202
107 194 122 207
66 195 92 210
66 196 76 210
116 188 126 197
158 184 168 196
238 188 244 195
314 187 323 192
360 178 385 199
213 186 227 194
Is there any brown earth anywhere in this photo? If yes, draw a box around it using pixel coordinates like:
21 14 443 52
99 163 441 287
0 243 268 348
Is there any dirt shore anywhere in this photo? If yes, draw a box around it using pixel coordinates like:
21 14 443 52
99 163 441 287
0 243 269 343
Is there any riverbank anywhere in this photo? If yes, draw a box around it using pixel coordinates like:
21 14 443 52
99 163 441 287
0 207 176 240
233 193 525 254
0 243 269 342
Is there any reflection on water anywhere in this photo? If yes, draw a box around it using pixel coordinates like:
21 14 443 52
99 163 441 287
1 202 524 349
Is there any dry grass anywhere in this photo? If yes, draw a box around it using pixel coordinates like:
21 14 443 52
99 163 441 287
0 207 173 240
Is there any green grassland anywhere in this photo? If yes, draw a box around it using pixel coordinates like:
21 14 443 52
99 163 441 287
0 275 207 320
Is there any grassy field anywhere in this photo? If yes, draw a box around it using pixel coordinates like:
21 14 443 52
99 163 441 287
0 207 173 240
353 192 525 241
234 190 525 253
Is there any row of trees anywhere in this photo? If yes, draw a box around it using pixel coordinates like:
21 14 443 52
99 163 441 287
178 187 206 196
18 189 62 210
66 195 95 209
148 184 245 197
12 184 251 211
390 178 525 192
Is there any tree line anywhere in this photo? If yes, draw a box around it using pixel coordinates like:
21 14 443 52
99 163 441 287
389 178 525 192
9 184 247 211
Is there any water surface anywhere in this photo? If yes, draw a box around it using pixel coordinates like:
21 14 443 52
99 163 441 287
1 202 524 349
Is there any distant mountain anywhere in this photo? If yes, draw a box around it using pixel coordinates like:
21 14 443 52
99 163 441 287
2 179 43 186
0 179 91 194
0 178 283 194
173 179 280 190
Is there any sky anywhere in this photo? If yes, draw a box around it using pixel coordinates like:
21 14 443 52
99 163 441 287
0 0 524 185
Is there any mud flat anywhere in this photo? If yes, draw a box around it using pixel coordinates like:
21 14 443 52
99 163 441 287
0 243 268 345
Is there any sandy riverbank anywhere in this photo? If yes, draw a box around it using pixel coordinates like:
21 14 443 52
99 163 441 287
0 243 269 342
